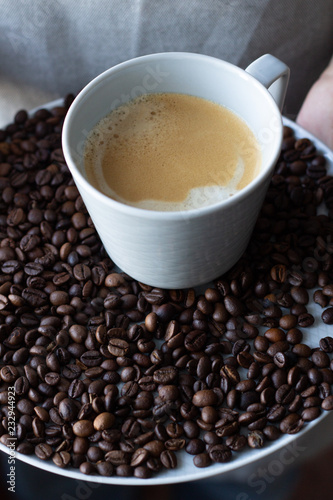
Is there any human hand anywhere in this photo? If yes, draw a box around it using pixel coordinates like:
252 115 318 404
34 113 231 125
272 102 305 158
297 57 333 150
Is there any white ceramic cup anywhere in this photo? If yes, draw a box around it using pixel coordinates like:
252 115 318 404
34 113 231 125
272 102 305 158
62 52 289 289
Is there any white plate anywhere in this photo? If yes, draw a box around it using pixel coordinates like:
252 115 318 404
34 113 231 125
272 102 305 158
1 103 333 485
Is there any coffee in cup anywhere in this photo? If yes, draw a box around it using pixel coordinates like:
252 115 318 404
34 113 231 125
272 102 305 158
62 52 289 288
84 92 261 211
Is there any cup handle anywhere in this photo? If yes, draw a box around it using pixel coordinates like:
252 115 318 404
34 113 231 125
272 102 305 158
245 54 290 111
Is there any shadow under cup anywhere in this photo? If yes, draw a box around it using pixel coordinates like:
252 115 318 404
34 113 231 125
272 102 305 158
62 52 284 289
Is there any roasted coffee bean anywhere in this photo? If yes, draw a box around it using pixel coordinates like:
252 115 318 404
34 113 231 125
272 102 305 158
209 444 232 463
224 295 245 316
239 391 260 410
79 461 95 475
322 307 333 325
322 395 333 411
87 446 104 463
35 442 53 460
253 351 273 364
96 461 114 476
62 364 82 380
53 451 71 468
80 350 103 367
225 434 247 451
248 430 265 448
44 372 61 387
247 361 260 379
108 338 129 357
185 438 205 455
133 465 151 478
73 420 94 438
279 314 297 330
16 442 34 455
264 328 286 343
274 351 297 369
158 385 179 402
271 368 288 389
215 420 239 437
202 431 220 446
280 413 304 434
183 420 200 439
192 390 218 407
298 312 315 328
314 289 329 308
275 384 295 405
14 376 30 396
93 412 115 431
184 330 207 352
263 425 281 441
34 406 49 423
153 366 178 384
159 449 177 468
322 284 333 297
200 406 218 424
254 335 269 352
292 343 312 358
58 398 78 422
287 365 302 386
286 328 303 345
260 387 275 406
318 382 331 399
312 350 329 368
266 404 286 422
144 440 165 457
290 286 309 305
129 447 149 467
156 303 176 323
1 365 19 383
319 336 333 353
302 406 321 422
220 365 240 385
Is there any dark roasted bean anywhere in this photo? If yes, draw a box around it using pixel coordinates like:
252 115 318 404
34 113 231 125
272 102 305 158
96 461 114 477
35 443 53 460
153 366 178 384
248 430 264 448
225 434 247 451
319 336 333 353
192 390 218 407
224 295 245 316
193 452 211 468
208 444 232 463
280 413 304 434
322 307 333 325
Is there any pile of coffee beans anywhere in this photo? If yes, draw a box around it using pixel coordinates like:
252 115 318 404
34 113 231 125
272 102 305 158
0 97 333 479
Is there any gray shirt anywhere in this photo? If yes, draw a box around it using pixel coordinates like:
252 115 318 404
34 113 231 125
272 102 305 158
0 0 332 126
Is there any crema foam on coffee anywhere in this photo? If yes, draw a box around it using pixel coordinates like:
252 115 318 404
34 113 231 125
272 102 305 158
84 93 261 211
